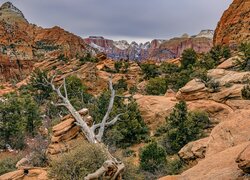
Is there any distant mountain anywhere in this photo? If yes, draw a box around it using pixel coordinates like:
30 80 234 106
84 30 214 61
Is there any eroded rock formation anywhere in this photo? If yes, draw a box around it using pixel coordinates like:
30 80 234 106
214 0 250 46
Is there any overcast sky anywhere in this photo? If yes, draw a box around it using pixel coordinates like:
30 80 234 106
2 0 232 43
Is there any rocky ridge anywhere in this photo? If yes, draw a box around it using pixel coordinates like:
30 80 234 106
0 2 94 82
84 30 213 61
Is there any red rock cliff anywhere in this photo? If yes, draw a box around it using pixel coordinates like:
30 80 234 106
214 0 250 46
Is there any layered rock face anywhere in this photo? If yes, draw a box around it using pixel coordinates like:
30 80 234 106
47 108 92 157
214 0 250 46
152 35 213 59
0 2 93 82
84 30 213 61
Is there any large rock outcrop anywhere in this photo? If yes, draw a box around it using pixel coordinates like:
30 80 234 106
160 142 250 180
176 67 250 103
214 0 250 46
0 2 93 82
134 95 231 131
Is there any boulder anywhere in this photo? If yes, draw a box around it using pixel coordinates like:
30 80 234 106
181 142 250 180
134 95 177 131
211 84 244 102
216 56 240 69
161 142 250 180
178 137 209 165
205 109 250 157
135 95 231 131
176 79 209 101
187 100 232 123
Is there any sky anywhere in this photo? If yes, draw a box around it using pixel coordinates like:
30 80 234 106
2 0 232 43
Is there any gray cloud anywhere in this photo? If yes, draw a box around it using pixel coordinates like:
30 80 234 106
1 0 232 42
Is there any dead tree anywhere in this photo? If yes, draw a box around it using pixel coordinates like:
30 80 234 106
46 75 125 180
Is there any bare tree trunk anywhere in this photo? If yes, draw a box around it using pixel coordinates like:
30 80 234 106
46 75 125 179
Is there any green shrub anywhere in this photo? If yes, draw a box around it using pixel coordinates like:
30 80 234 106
160 63 179 74
196 53 216 70
114 61 123 73
0 155 22 175
65 76 92 110
241 84 250 99
58 54 68 62
28 135 49 167
122 149 136 157
113 77 128 92
0 93 42 149
123 160 145 180
236 42 250 71
104 102 149 148
161 101 210 154
49 143 107 180
207 80 220 92
129 85 138 94
28 68 53 103
191 68 209 82
166 155 184 175
141 63 159 80
139 141 166 173
79 53 99 64
146 77 168 95
181 49 198 69
210 45 231 62
224 82 233 88
88 91 149 148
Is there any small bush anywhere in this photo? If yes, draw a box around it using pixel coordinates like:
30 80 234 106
49 143 108 180
114 61 123 73
104 102 149 148
224 82 233 88
207 80 220 92
166 155 184 175
242 84 250 99
161 101 210 154
28 135 49 167
160 63 179 74
113 77 128 92
181 49 198 69
146 77 168 95
123 160 145 180
139 141 166 173
58 54 68 62
0 155 22 175
141 63 159 80
79 53 99 64
122 149 136 157
236 42 250 71
129 85 138 94
210 45 231 62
